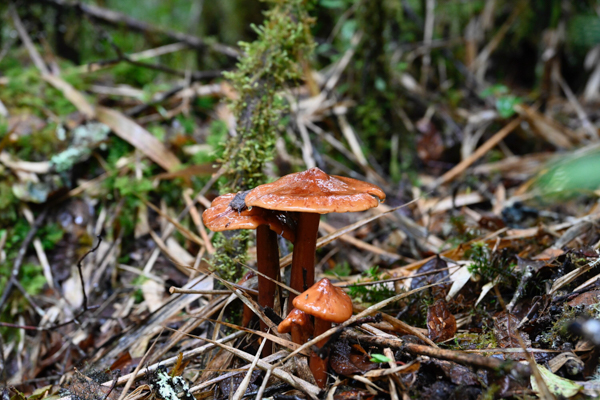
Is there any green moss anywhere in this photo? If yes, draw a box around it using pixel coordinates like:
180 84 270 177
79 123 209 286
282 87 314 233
0 179 18 224
39 223 64 251
106 137 133 166
447 215 480 246
479 384 502 400
451 331 498 351
190 120 228 165
538 305 582 349
324 261 352 278
211 231 249 282
348 266 396 306
20 263 47 295
212 0 315 281
220 0 315 192
112 62 159 87
2 66 78 117
465 242 493 280
104 174 156 237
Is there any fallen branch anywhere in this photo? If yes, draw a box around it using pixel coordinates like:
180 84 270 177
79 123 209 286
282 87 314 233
346 332 531 377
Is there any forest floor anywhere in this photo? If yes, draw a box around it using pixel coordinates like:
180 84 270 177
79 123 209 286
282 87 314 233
2 1 600 400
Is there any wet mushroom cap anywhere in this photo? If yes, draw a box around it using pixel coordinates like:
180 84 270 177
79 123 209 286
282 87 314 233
293 278 353 323
244 168 386 214
202 192 296 241
277 308 313 334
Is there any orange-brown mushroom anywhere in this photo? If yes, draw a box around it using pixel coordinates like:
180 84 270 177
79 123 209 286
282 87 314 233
202 191 296 356
293 278 353 388
245 168 385 311
202 192 296 242
278 308 314 345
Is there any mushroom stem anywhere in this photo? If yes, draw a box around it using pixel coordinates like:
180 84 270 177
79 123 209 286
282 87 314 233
288 212 320 312
310 317 332 388
256 225 280 357
239 271 257 328
278 308 314 345
291 325 310 345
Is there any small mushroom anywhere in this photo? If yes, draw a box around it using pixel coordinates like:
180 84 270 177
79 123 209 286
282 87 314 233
293 278 353 388
278 308 314 345
245 168 385 312
202 192 296 356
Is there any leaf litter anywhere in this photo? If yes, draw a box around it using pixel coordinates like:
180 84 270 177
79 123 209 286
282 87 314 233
2 1 600 400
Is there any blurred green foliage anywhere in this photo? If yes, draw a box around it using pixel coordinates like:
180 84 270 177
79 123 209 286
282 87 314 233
534 150 600 199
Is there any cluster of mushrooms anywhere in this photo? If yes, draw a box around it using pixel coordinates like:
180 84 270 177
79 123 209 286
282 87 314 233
202 168 385 388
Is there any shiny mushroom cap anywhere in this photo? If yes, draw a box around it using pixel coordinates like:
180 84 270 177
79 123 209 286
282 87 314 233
277 308 313 334
292 278 353 323
202 192 296 241
244 168 386 214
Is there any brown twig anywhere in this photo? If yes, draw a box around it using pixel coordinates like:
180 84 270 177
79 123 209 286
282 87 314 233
169 287 259 296
0 237 102 331
32 0 239 57
83 19 221 108
102 370 122 400
428 117 523 189
78 236 103 311
337 265 452 288
346 331 530 377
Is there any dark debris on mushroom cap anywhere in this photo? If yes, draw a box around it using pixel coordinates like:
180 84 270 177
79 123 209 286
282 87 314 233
292 278 353 323
244 168 386 214
201 192 296 241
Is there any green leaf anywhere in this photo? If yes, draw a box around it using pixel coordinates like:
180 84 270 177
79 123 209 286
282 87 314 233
531 365 582 398
370 354 392 363
480 84 509 98
319 0 346 8
10 390 27 400
340 19 357 42
495 96 522 119
28 385 52 400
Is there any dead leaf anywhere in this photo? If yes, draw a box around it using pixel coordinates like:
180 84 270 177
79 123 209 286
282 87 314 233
427 299 457 342
154 164 218 180
533 248 565 261
416 118 444 162
516 256 547 273
96 106 181 172
43 74 95 118
330 339 379 376
142 280 166 312
568 290 600 307
548 352 584 374
493 311 531 359
411 255 449 290
426 359 480 386
219 369 261 399
334 390 375 400
0 152 51 174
